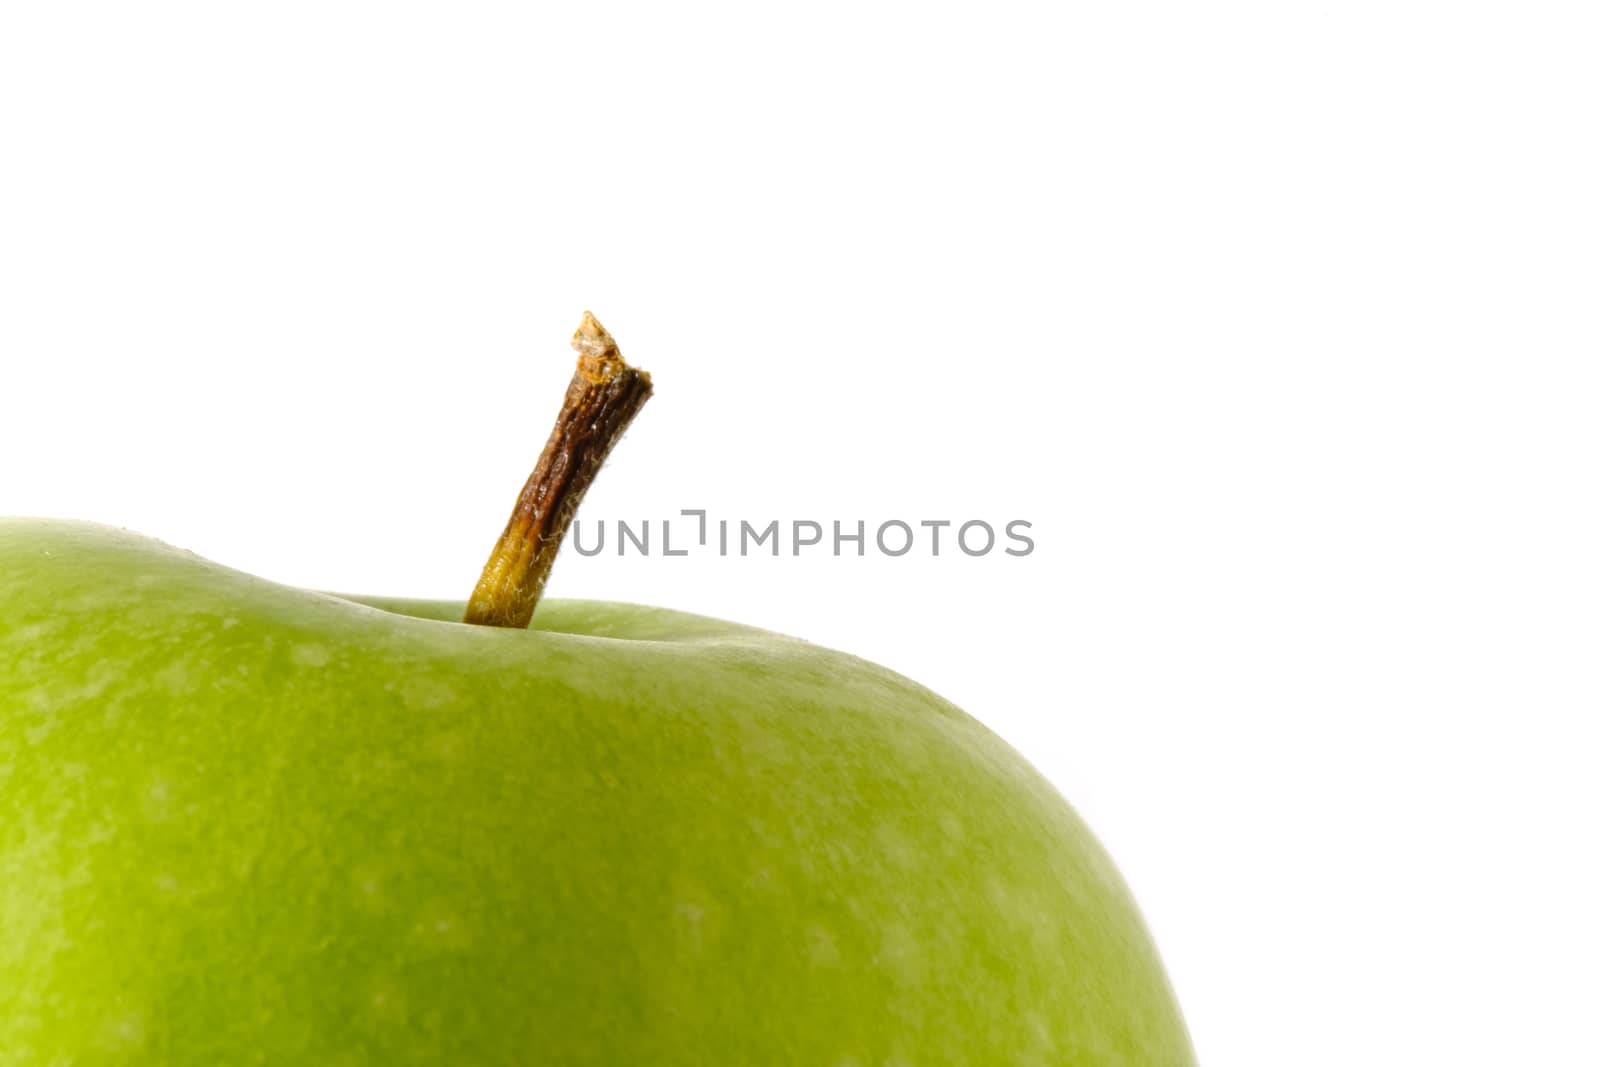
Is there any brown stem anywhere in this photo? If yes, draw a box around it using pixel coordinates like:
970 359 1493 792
463 312 653 628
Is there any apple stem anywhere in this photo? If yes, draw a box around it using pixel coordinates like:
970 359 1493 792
463 312 653 629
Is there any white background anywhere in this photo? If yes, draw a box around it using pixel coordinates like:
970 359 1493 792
3 3 1598 1064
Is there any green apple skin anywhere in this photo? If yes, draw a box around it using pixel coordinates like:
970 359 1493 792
0 519 1195 1066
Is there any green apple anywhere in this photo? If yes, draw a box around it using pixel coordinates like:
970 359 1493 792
0 518 1194 1064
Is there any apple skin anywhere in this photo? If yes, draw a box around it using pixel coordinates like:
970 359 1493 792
0 519 1195 1065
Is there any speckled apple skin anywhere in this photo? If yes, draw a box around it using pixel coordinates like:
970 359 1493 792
0 519 1195 1066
